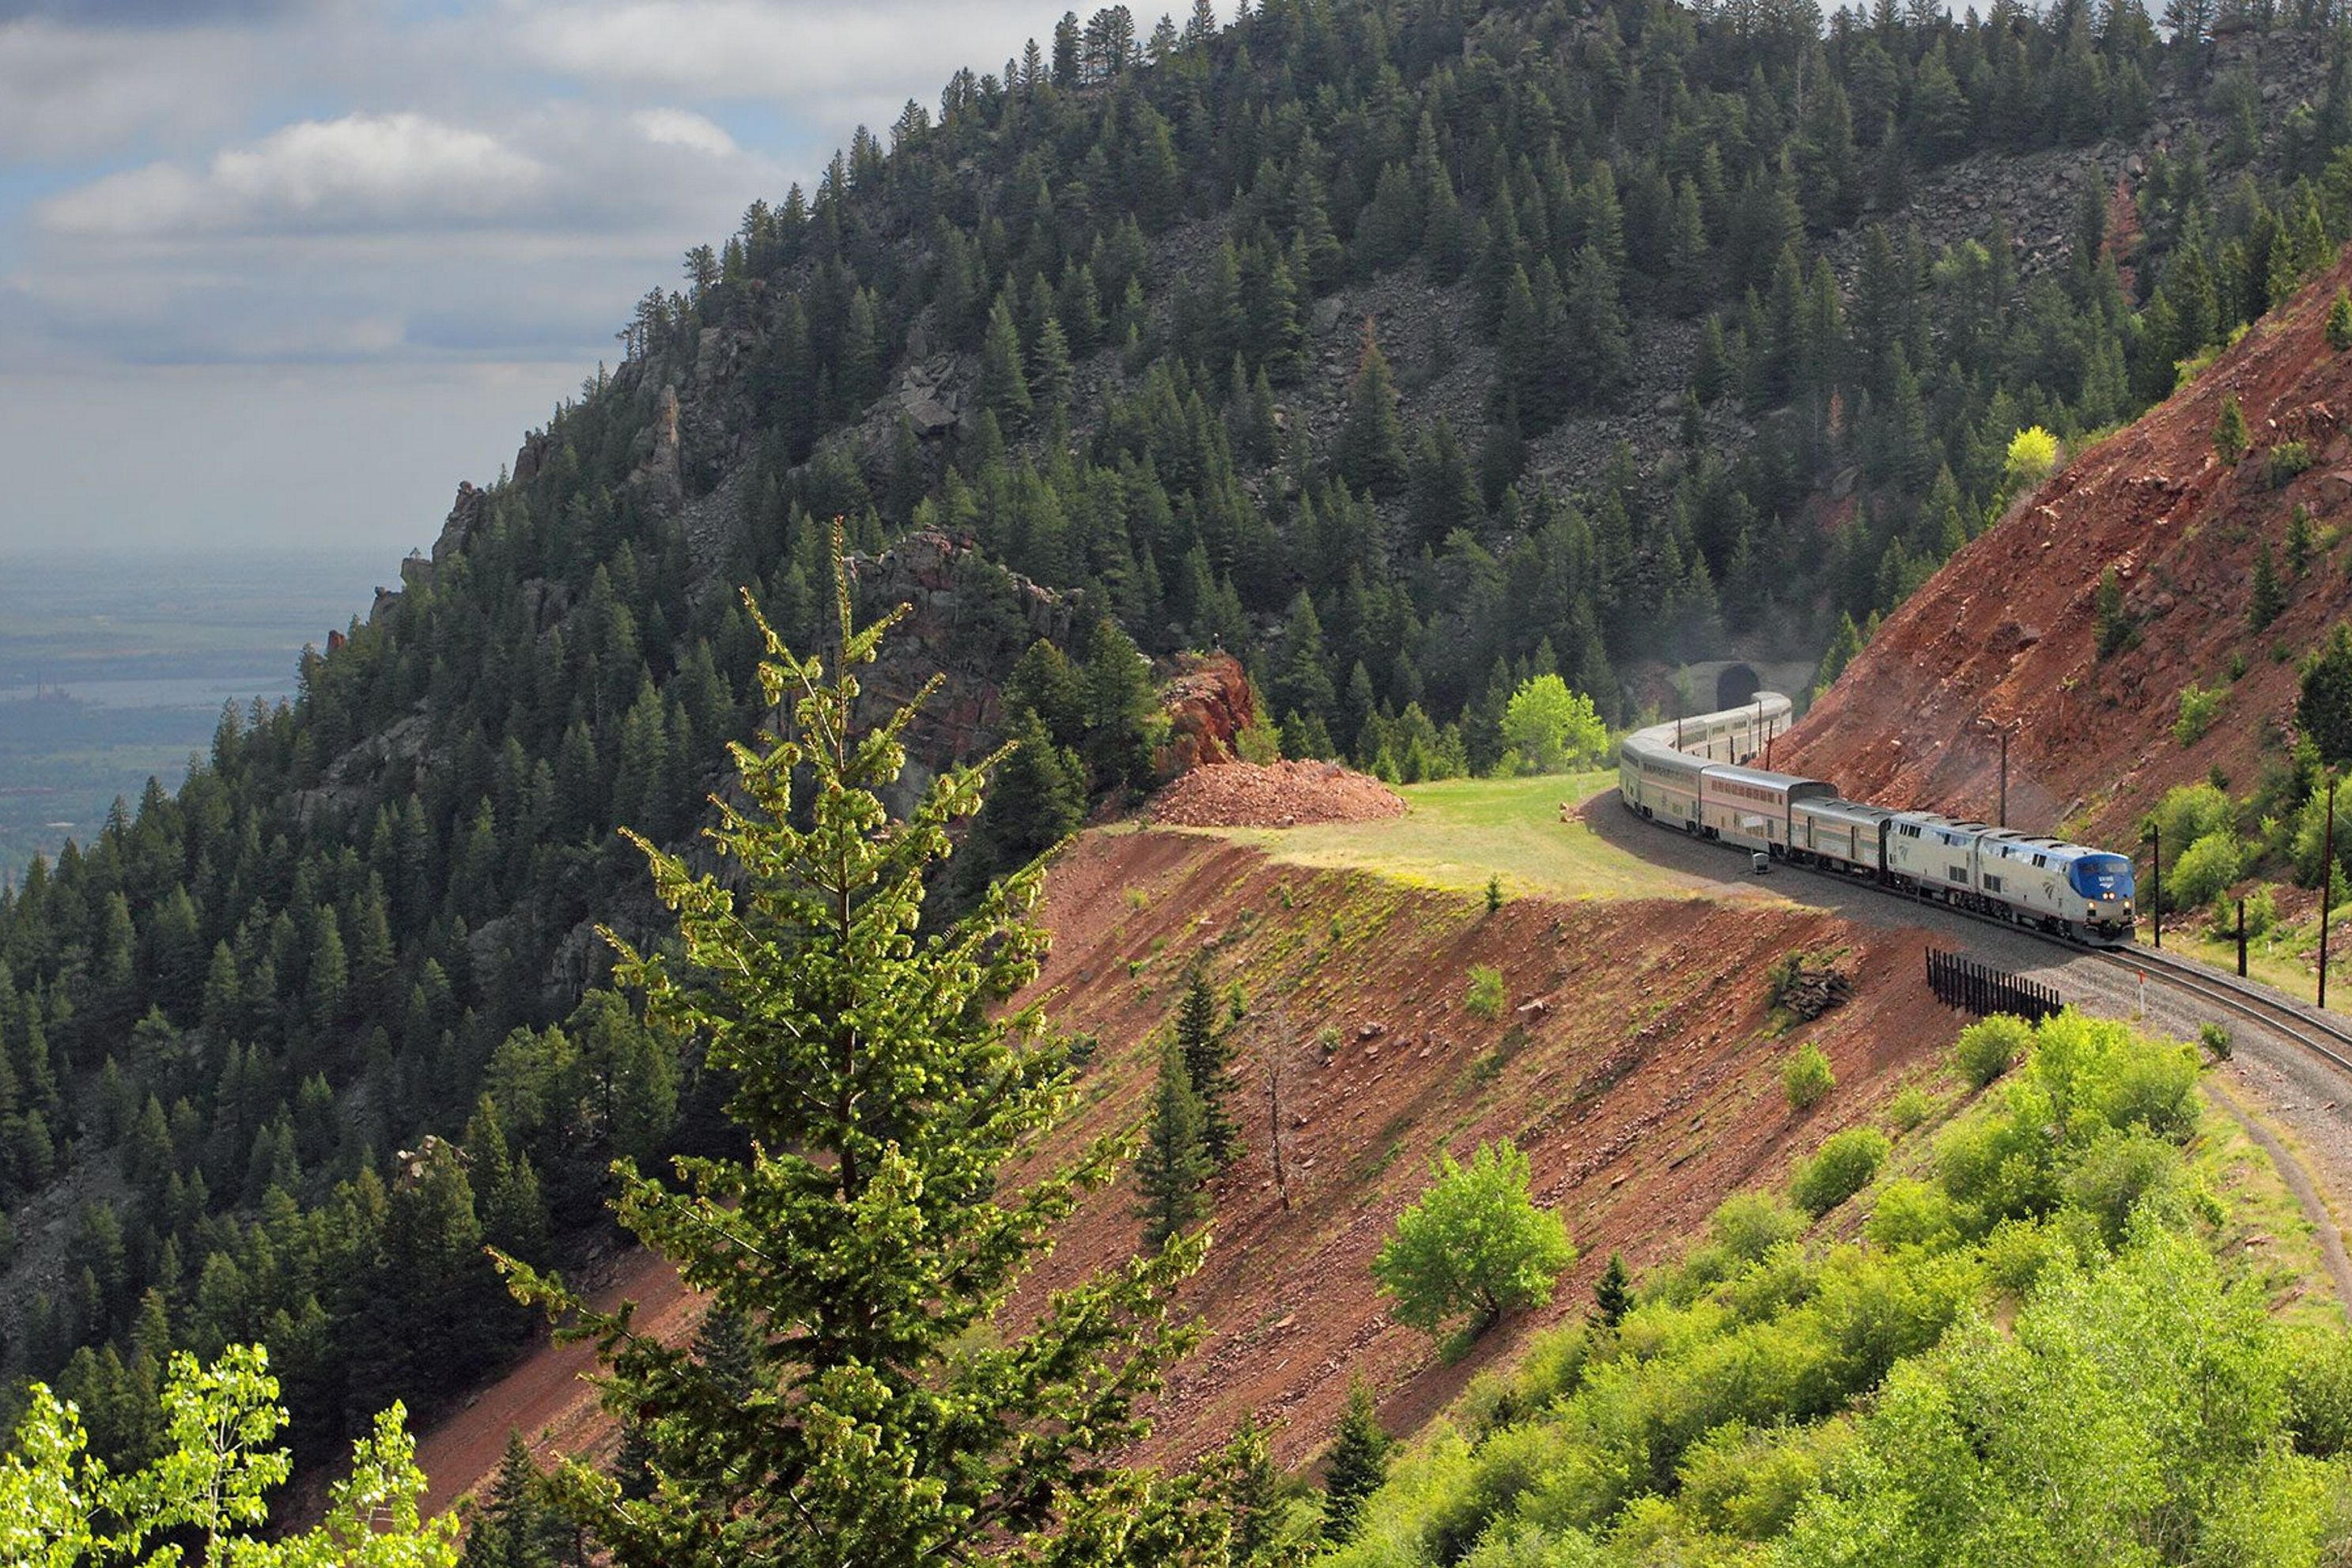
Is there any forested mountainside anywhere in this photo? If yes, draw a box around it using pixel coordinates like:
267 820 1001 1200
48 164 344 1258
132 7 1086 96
7 0 2352 1475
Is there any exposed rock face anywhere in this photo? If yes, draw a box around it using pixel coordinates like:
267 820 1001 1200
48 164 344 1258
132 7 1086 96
1157 653 1257 778
432 482 490 566
631 383 685 513
844 531 1080 814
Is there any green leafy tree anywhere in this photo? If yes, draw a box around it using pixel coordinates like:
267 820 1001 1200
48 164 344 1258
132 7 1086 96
1499 674 1607 774
1136 1041 1214 1250
501 549 1214 1567
1372 1139 1575 1339
0 1343 456 1567
1783 1041 1836 1109
1320 1377 1391 1543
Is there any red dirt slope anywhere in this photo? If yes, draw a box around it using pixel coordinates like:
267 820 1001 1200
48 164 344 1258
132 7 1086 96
1781 247 2352 842
1008 829 1960 1471
398 829 1960 1503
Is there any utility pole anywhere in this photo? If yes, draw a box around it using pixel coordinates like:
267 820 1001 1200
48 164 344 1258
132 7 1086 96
1998 727 2009 829
2323 775 2338 1010
2149 822 2161 949
2237 896 2248 979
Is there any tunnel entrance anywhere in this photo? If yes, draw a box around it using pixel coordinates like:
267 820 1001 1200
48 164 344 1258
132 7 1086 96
1716 663 1761 709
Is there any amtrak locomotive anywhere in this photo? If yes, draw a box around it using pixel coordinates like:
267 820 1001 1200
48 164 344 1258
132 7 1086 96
1617 693 2138 944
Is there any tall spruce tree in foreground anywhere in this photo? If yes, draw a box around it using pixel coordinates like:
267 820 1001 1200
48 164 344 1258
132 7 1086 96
502 542 1214 1566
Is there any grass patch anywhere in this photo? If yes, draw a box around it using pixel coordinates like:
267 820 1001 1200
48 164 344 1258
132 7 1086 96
1192 771 1725 901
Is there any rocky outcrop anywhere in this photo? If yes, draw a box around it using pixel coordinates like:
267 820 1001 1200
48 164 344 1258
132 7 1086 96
432 482 490 566
844 531 1080 813
1156 653 1258 778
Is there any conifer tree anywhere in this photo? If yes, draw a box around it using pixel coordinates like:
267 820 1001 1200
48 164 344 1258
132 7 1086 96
502 542 1212 1566
1321 1376 1391 1543
2332 289 2352 352
981 293 1034 429
2215 394 2250 464
1335 321 1408 496
1593 1251 1633 1328
2249 541 2286 631
1136 1041 1213 1250
1174 963 1238 1162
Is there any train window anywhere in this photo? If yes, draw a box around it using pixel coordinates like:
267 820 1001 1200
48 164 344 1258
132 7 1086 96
1983 874 2002 893
1948 865 1968 882
2032 854 2048 868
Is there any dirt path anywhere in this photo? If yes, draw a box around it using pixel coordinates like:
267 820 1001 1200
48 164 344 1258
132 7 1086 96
2203 1077 2352 1307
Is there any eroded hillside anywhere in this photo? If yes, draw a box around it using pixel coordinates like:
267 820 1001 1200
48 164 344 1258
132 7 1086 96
1783 244 2352 842
1008 828 1959 1469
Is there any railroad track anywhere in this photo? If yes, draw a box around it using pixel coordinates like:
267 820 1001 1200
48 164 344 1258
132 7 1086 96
1756 838 2352 1078
2078 943 2352 1078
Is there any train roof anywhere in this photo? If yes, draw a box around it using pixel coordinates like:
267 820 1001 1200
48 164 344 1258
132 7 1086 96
1702 763 1831 792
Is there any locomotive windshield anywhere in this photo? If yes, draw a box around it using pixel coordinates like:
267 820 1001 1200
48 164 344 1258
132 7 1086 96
2067 852 2135 900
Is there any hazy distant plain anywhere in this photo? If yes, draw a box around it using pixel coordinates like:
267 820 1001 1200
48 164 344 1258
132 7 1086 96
0 549 387 870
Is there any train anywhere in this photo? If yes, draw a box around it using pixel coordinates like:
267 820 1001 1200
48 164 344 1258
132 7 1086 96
1617 692 2138 944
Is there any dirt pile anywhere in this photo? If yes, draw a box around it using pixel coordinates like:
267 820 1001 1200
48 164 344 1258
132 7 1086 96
1781 246 2352 844
1150 761 1405 828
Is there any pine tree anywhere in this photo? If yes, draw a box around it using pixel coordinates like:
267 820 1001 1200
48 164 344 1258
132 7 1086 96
2215 394 2250 464
2329 287 2352 351
1173 964 1237 1163
1136 1041 1213 1250
1335 321 1407 496
1321 1376 1391 1543
500 544 1213 1566
1592 1251 1633 1328
2249 542 2286 631
980 293 1034 429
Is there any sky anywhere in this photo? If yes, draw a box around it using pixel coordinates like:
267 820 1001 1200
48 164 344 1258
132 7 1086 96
0 0 1106 561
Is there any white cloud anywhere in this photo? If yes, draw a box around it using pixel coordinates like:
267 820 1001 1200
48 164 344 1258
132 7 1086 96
40 113 546 239
631 107 739 157
512 0 1054 113
0 17 263 160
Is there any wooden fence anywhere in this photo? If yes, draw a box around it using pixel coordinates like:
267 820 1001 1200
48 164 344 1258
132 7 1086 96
1925 948 2063 1022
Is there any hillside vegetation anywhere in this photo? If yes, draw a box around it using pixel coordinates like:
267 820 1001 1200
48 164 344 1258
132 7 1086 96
8 0 2352 1514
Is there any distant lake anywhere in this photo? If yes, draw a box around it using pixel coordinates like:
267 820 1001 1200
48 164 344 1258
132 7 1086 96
0 546 397 866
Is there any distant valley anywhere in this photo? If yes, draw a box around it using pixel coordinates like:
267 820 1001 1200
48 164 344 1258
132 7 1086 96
0 550 384 867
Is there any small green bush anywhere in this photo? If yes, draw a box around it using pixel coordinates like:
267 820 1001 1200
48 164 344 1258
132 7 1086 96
1465 965 1507 1019
1953 1014 2032 1090
2269 441 2316 488
1783 1041 1835 1110
2173 682 2226 746
1886 1084 1934 1132
1711 1190 1807 1263
1792 1128 1891 1217
1864 1177 1961 1251
2199 1020 2233 1061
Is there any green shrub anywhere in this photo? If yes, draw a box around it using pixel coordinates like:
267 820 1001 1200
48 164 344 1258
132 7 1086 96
1864 1178 1961 1252
1792 1128 1891 1217
1465 965 1507 1019
1783 1042 1835 1111
1710 1191 1806 1264
1886 1084 1934 1132
2169 829 2244 910
2060 1128 2192 1245
1953 1014 2032 1090
2199 1021 2233 1061
2149 782 2236 865
2287 1324 2352 1456
2173 682 2226 745
2268 440 2315 487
